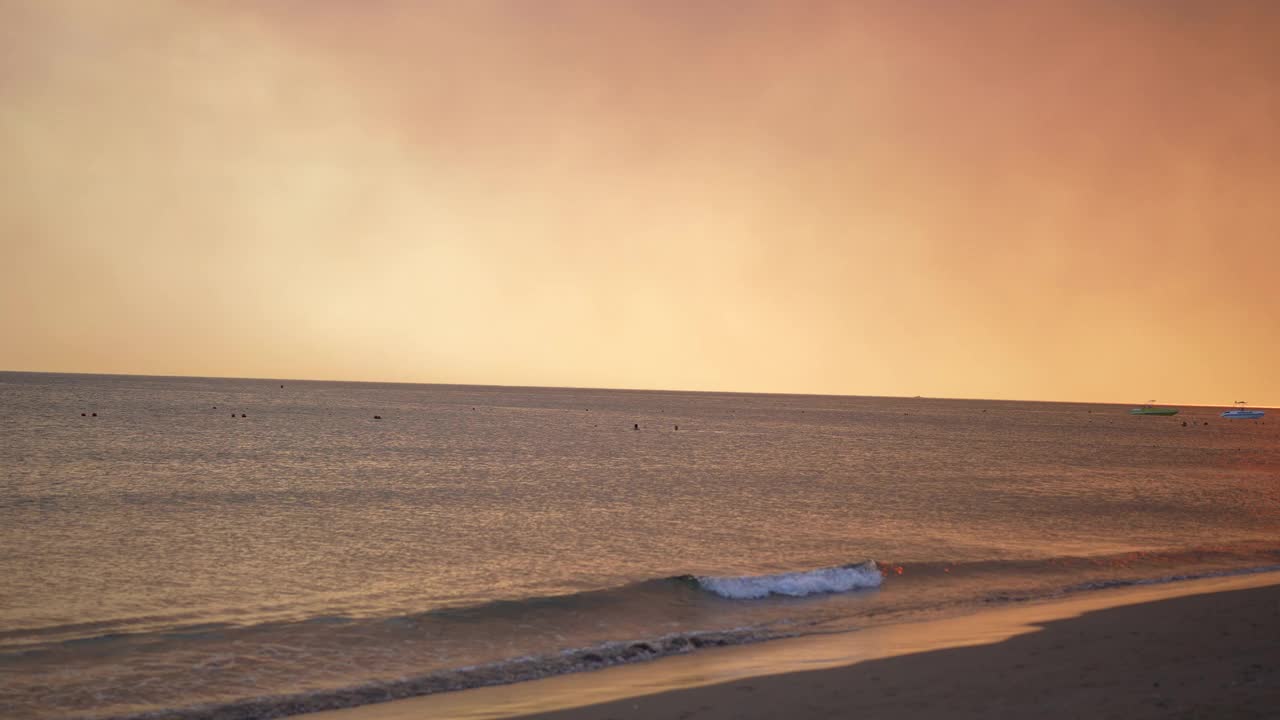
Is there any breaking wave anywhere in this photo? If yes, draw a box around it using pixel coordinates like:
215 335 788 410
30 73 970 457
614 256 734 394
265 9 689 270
692 561 882 599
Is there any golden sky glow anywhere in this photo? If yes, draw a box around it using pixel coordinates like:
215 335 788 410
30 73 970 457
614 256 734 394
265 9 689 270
3 1 1278 404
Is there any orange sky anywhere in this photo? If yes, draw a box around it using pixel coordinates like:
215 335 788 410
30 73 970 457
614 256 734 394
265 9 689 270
3 1 1278 405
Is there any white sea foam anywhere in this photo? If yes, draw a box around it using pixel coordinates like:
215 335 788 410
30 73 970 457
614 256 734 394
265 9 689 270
696 562 882 600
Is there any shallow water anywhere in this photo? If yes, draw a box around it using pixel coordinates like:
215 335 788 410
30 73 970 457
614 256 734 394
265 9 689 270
2 372 1277 719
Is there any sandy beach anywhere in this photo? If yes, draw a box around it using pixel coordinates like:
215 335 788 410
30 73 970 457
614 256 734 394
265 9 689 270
315 573 1280 720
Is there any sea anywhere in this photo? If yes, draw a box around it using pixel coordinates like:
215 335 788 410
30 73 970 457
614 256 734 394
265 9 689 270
2 371 1278 720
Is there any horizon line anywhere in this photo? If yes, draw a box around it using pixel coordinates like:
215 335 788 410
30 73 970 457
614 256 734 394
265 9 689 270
1 368 1272 410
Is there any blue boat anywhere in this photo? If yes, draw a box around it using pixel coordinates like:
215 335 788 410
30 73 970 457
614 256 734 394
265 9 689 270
1222 402 1265 419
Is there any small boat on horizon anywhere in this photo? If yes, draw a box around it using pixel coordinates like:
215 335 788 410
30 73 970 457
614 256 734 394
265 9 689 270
1222 401 1265 419
1130 401 1178 416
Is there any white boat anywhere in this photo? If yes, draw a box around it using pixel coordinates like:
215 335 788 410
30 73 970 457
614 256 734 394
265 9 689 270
1221 401 1265 419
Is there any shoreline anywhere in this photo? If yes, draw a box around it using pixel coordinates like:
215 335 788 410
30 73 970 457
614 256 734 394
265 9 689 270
311 571 1280 720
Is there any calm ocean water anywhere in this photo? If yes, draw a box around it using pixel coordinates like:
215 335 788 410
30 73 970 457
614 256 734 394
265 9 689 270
2 372 1278 719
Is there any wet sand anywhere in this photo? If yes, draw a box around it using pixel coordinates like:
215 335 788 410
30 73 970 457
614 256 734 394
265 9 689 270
313 573 1280 720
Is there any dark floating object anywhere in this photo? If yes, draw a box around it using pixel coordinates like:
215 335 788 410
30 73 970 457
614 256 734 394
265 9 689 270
1181 421 1187 427
92 413 97 417
674 425 679 430
213 406 217 409
633 423 639 430
241 414 246 418
81 413 86 417
373 415 382 420
280 384 284 388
